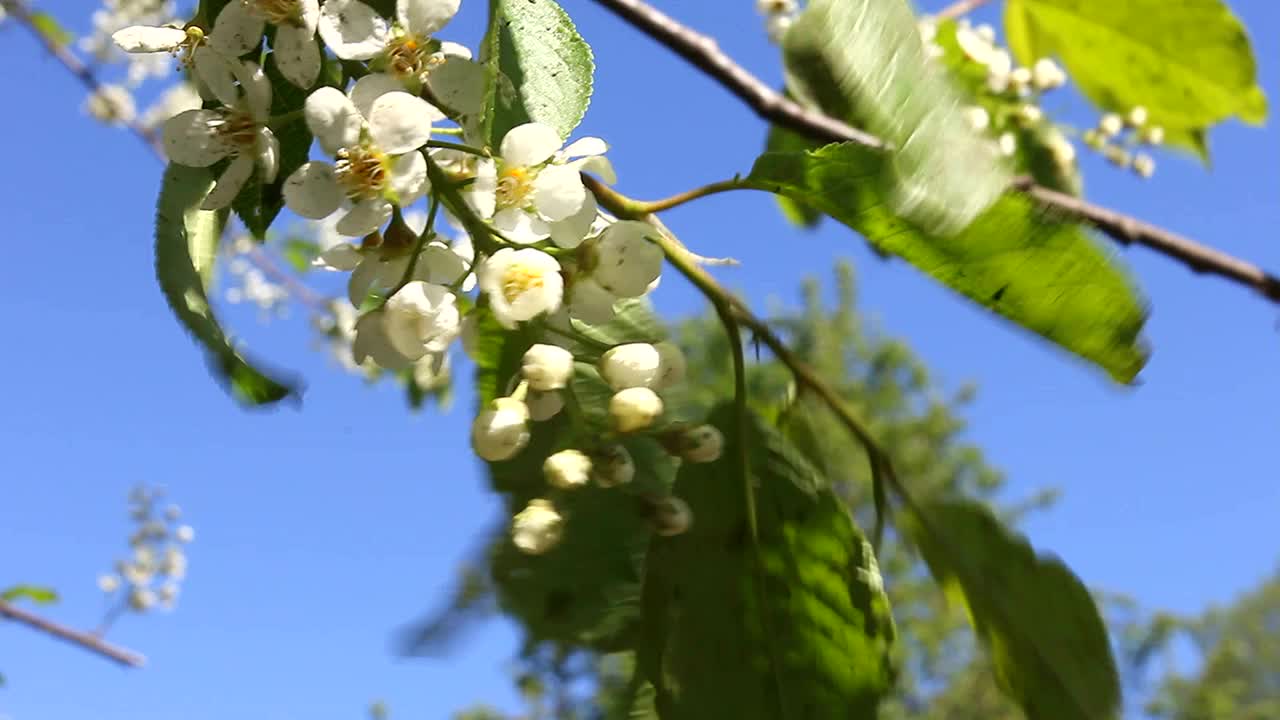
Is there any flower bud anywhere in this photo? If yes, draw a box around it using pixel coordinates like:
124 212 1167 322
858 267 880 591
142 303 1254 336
1009 66 1032 91
1015 103 1043 126
129 587 157 611
1031 58 1066 91
591 221 663 298
1098 113 1123 137
600 343 661 390
527 389 565 421
594 445 635 487
512 499 563 555
522 344 575 391
175 525 195 543
1127 105 1149 128
962 106 990 133
1140 125 1164 146
98 574 121 593
610 387 664 433
653 497 693 536
1132 153 1156 179
472 397 532 461
653 342 687 389
544 449 592 489
679 425 724 463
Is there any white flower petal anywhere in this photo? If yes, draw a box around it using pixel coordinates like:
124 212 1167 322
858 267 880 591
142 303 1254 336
297 0 322 33
398 0 460 36
415 242 468 285
337 197 393 237
348 256 382 306
389 151 429 203
493 208 550 244
501 123 561 167
426 56 485 114
568 277 617 325
353 309 413 369
317 243 363 271
367 92 434 154
592 221 663 298
533 164 586 221
349 73 404 119
112 26 187 53
575 155 617 185
235 60 273 121
283 161 344 218
465 159 497 218
550 191 597 249
255 127 280 183
273 25 321 89
202 153 255 209
304 86 362 155
317 0 389 60
562 136 607 158
162 109 231 166
438 41 472 60
209 1 265 56
194 49 241 106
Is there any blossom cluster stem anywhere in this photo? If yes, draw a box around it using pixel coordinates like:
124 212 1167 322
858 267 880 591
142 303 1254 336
0 599 145 668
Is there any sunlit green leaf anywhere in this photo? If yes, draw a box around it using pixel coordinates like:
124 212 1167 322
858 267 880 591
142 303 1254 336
30 11 73 47
903 498 1121 720
765 122 825 229
747 143 1149 381
641 405 896 719
1 585 58 605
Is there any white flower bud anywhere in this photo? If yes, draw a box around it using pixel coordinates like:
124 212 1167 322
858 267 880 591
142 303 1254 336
1016 104 1043 126
175 525 195 543
1082 129 1105 149
522 344 575 391
1132 153 1156 179
512 499 563 555
1127 105 1149 128
1031 58 1066 91
85 84 136 125
544 449 592 489
129 587 157 611
997 132 1017 157
1141 125 1165 146
590 221 663 298
963 106 990 133
610 387 664 433
527 389 565 421
764 13 792 42
653 342 686 389
600 343 661 390
1009 66 1032 92
98 574 121 593
653 497 692 536
472 397 532 461
1098 113 1123 137
594 445 635 487
162 547 188 580
680 425 724 463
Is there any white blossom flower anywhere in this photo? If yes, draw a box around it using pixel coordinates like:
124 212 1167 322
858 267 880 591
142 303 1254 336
111 8 251 104
129 587 158 611
522 344 575 391
587 221 663 298
162 547 188 580
382 281 460 360
593 445 634 487
140 81 203 131
679 425 723 463
477 247 564 329
511 498 562 554
1104 145 1132 168
1031 57 1066 91
962 106 990 133
472 397 531 461
158 582 180 610
1098 113 1124 137
283 78 434 237
997 131 1017 157
1127 105 1149 128
175 525 195 543
353 308 414 369
163 60 280 209
527 389 565 421
85 84 137 125
470 123 614 245
218 0 322 88
544 449 592 489
1132 153 1156 179
98 574 122 593
610 387 663 433
1140 126 1165 146
652 496 692 536
1016 103 1043 126
600 343 660 390
412 350 450 390
1009 66 1032 93
653 342 686 390
1045 129 1077 168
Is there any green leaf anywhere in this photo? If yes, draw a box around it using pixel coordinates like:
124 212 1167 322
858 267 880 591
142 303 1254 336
156 163 297 405
1005 0 1266 159
30 11 73 47
903 498 1121 720
482 0 595 146
1 585 59 605
641 405 896 719
747 143 1149 382
765 122 825 229
782 0 1010 236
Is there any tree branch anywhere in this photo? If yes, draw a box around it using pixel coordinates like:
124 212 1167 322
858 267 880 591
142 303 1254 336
0 600 145 668
589 0 1280 305
935 0 993 20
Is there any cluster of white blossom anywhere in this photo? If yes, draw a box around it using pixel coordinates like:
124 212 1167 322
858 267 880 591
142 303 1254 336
110 0 707 555
755 0 798 44
96 485 193 615
225 234 291 317
1084 106 1162 179
76 0 183 130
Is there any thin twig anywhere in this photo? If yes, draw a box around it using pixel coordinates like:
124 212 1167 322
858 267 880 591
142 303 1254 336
589 0 1280 305
935 0 993 20
1 600 145 668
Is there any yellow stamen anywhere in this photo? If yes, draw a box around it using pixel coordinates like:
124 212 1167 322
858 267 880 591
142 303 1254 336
502 263 546 304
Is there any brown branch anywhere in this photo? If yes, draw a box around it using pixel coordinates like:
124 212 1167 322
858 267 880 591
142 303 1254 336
0 600 145 668
935 0 993 20
589 0 1280 305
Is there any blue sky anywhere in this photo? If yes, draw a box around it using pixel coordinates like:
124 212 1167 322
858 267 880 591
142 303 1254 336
1 1 1278 718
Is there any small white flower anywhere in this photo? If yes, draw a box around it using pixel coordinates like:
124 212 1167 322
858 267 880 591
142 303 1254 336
85 84 136 125
955 24 994 66
353 308 415 369
653 342 686 390
997 132 1017 157
589 221 663 298
962 106 990 133
764 13 792 43
1016 104 1043 126
140 82 203 131
1132 153 1156 179
1031 58 1066 91
1103 145 1132 168
600 343 661 390
652 496 692 536
511 498 562 554
1045 129 1076 168
593 445 634 487
158 582 180 610
129 587 157 611
527 389 565 421
1127 106 1149 128
472 397 531 461
1140 126 1165 146
382 281 460 360
1098 113 1124 137
522 344 575 391
974 23 996 44
477 248 564 329
162 548 188 580
610 387 663 433
470 122 614 245
111 11 248 105
164 60 280 210
679 425 723 463
226 0 323 88
544 449 592 489
1009 66 1032 92
412 350 451 390
283 78 434 237
175 525 196 543
98 574 121 593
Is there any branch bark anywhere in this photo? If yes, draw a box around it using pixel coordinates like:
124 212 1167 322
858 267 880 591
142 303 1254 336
589 0 1280 304
0 600 145 668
